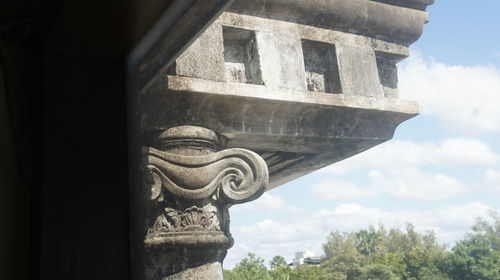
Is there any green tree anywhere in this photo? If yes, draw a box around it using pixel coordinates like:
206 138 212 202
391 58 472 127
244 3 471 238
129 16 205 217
370 251 407 279
270 256 288 270
445 214 500 280
269 265 292 280
322 224 449 280
356 227 382 264
269 256 291 280
322 231 364 279
380 224 448 280
227 216 500 280
226 253 271 280
224 269 239 280
360 264 399 280
289 265 329 280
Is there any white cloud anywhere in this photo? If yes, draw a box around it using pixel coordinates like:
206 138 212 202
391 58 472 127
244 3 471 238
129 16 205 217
313 167 468 202
225 202 497 268
312 180 377 200
478 168 500 194
316 137 493 201
369 168 469 201
321 138 498 175
232 193 287 211
435 138 499 165
399 52 500 133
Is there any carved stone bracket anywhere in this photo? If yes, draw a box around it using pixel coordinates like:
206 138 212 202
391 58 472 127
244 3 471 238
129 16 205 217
141 126 268 250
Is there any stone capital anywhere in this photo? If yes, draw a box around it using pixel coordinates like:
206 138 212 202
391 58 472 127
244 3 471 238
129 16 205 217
138 126 268 279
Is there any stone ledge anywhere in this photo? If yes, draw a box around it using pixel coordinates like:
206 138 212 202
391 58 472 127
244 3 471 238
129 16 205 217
139 75 418 188
229 0 431 45
371 0 435 11
164 75 418 115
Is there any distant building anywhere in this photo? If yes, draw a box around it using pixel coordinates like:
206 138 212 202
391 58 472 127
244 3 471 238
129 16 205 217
291 251 323 267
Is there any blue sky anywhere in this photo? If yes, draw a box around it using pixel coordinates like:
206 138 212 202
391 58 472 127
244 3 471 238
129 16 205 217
225 0 500 268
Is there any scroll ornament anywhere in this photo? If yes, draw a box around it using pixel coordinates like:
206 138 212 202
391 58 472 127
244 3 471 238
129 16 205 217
144 147 268 203
142 142 268 246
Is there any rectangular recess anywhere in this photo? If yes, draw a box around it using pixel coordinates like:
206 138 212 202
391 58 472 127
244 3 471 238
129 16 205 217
222 26 263 85
302 39 342 94
375 51 407 98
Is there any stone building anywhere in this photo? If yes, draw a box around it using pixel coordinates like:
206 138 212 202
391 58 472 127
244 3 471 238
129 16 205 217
0 0 433 279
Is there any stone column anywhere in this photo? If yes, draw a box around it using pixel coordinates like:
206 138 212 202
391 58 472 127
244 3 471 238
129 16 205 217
135 126 268 279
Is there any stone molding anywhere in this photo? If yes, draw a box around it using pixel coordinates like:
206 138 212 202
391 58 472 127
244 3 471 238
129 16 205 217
229 0 432 46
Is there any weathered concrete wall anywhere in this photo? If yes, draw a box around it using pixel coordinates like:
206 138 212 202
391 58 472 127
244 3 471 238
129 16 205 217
167 11 412 98
141 4 428 189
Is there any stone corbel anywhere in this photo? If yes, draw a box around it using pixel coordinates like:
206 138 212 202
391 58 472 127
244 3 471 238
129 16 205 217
139 126 268 279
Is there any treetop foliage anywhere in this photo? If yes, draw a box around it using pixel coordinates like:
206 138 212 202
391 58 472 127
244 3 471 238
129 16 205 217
224 213 500 280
